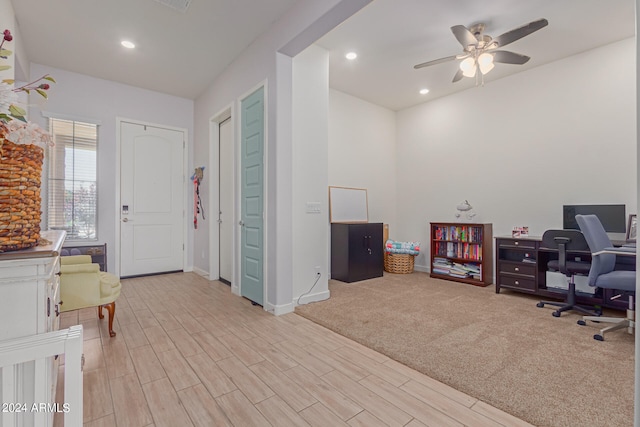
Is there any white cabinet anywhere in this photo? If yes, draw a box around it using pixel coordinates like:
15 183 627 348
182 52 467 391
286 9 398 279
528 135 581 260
0 230 66 427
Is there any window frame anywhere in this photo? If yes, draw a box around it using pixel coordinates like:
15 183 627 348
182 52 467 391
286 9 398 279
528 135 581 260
46 117 99 242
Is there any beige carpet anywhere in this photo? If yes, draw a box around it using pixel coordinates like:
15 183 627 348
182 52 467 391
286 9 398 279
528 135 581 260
295 272 634 427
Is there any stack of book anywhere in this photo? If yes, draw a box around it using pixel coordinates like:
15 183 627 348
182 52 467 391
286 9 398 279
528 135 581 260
434 261 482 280
432 257 453 275
449 263 471 279
464 263 482 281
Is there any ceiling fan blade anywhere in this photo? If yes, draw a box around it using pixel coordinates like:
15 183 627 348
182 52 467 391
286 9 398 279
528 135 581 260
414 55 457 69
452 68 464 83
451 25 477 49
492 18 548 48
492 50 530 65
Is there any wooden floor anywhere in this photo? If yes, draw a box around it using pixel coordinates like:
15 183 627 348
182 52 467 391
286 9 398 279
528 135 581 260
54 272 534 427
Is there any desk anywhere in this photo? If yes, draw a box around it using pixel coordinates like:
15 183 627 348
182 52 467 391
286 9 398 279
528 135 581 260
495 236 632 311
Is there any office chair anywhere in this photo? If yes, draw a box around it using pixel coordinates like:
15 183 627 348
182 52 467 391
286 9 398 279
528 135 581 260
576 214 635 341
536 229 599 317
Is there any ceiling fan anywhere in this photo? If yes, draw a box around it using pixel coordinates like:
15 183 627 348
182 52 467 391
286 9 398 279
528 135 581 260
414 18 549 83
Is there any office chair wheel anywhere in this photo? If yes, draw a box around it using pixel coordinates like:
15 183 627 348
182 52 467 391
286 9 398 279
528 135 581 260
577 320 586 326
594 334 604 341
536 302 545 308
552 311 561 317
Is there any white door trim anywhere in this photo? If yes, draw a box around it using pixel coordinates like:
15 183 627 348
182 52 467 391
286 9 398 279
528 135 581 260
114 117 189 277
208 105 234 287
237 81 268 309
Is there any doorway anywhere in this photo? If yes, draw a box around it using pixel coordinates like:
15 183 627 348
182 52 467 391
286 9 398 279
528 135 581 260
119 121 186 277
218 117 233 285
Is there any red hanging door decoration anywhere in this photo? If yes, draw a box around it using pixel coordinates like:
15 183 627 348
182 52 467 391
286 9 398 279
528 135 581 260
191 167 205 229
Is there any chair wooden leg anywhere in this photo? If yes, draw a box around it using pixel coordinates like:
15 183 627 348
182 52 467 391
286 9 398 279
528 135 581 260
100 302 117 337
98 305 104 319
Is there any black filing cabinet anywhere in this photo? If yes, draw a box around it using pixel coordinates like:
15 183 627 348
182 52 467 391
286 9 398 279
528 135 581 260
331 223 383 283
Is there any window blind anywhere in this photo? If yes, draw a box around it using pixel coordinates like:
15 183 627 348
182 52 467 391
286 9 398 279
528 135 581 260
47 118 98 240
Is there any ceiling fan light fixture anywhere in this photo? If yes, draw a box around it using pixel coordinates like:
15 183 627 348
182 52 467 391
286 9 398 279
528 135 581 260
414 18 548 85
460 57 476 78
478 52 494 75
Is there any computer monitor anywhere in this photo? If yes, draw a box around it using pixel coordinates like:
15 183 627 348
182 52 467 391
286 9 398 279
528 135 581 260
563 204 626 233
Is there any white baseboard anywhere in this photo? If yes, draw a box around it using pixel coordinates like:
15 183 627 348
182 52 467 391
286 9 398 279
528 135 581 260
265 301 294 316
414 264 429 273
295 289 330 307
264 289 331 316
192 266 209 279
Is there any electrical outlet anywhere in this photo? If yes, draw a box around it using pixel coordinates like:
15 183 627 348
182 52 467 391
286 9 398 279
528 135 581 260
306 202 321 214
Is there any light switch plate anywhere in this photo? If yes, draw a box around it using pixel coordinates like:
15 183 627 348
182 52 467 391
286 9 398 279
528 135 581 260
306 202 321 214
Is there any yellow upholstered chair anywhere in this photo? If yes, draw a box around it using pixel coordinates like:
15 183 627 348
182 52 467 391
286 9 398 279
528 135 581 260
60 255 122 337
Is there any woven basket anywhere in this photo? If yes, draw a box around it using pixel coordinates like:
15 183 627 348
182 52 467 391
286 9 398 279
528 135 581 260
0 138 44 252
384 252 415 274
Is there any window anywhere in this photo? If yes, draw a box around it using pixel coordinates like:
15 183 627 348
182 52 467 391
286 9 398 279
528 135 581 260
47 118 98 240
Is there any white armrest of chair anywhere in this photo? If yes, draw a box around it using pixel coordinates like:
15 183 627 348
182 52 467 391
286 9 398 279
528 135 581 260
593 247 637 257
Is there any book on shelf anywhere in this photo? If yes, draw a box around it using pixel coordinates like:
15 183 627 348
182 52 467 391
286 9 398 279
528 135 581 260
431 261 482 279
431 222 490 284
433 225 484 243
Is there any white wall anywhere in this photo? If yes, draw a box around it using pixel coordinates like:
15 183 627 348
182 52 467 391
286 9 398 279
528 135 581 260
194 0 370 313
329 89 397 229
0 1 27 86
395 38 637 270
0 0 14 82
292 44 330 304
28 64 194 273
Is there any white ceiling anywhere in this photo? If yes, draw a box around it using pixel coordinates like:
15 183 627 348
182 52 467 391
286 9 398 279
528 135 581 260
10 0 299 99
10 0 636 109
316 0 636 111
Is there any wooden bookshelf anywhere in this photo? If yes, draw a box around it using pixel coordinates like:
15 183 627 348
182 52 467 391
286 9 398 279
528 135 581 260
430 222 493 286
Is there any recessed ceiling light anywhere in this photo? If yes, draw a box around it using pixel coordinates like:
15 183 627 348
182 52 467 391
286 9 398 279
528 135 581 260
345 52 357 60
419 88 430 95
121 40 135 49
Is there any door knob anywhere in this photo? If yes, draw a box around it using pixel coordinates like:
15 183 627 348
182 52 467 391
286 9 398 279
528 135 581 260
122 218 133 222
239 221 245 227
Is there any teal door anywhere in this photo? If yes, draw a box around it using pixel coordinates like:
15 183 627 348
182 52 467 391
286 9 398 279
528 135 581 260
240 87 264 306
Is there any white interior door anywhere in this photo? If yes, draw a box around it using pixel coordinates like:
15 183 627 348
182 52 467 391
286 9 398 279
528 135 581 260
219 118 233 283
120 122 185 277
